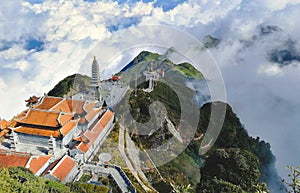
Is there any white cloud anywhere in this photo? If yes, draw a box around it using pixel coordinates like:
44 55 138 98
0 78 7 90
258 64 283 76
0 0 300 181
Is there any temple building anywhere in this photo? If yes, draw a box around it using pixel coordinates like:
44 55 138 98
0 149 79 183
44 154 79 183
0 149 51 176
9 95 106 155
69 109 114 162
0 56 118 184
0 95 114 183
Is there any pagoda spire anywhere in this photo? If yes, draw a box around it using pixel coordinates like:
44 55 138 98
89 56 101 100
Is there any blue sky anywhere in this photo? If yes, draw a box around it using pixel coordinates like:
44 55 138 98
1 0 300 178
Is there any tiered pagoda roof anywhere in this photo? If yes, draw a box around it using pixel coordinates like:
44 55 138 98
13 96 100 138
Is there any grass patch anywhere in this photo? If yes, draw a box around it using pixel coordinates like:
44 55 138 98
174 62 203 79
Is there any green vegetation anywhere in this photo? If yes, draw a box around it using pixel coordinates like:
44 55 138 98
188 102 282 192
113 51 281 192
123 168 147 193
197 148 268 192
127 99 281 192
67 182 109 193
127 81 182 149
0 166 110 193
153 151 200 191
282 166 300 193
45 50 283 193
48 74 90 97
0 167 73 193
79 173 91 183
119 51 160 73
175 62 203 79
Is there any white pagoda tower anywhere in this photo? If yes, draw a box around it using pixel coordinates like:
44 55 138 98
89 56 101 100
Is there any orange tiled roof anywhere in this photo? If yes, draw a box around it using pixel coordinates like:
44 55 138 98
85 108 101 122
0 153 31 168
77 110 113 153
0 129 9 138
99 110 114 129
66 100 85 115
73 135 89 143
51 155 76 181
60 119 79 136
10 110 29 127
0 119 10 130
51 100 71 113
58 113 74 126
17 109 61 127
28 155 51 174
15 126 61 138
83 101 97 113
77 131 94 153
34 97 63 110
14 110 28 119
79 117 87 124
42 158 60 176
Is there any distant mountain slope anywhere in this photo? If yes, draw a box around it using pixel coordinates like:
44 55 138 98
48 74 90 97
48 50 282 192
201 35 221 49
192 102 283 192
118 50 203 83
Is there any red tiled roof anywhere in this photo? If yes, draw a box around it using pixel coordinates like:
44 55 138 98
17 109 61 127
14 126 61 138
51 155 76 181
111 76 119 81
0 152 31 168
60 120 79 136
34 97 63 110
77 110 113 153
28 155 51 174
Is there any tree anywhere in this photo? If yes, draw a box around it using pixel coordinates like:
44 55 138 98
282 166 300 193
171 182 193 193
197 148 267 192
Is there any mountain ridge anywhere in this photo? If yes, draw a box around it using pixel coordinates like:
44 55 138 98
47 50 282 192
